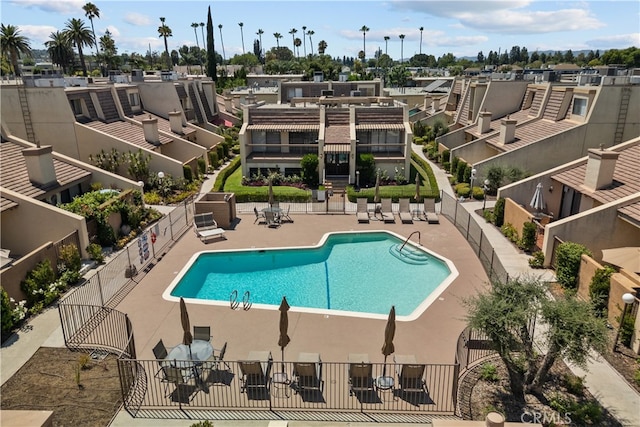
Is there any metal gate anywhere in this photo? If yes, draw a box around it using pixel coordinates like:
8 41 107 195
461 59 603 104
326 189 345 213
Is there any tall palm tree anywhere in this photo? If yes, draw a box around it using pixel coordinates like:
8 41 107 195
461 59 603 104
218 24 226 64
307 30 315 55
191 23 200 49
199 22 205 52
158 17 172 70
63 18 94 76
399 34 405 63
318 40 327 55
98 29 118 71
301 26 307 56
419 26 424 55
238 22 245 54
1 24 32 77
289 28 297 52
384 36 390 55
294 37 301 59
359 25 369 60
256 29 264 59
82 2 100 57
273 32 282 48
45 30 73 74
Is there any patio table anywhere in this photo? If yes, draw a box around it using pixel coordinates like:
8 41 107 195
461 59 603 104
164 339 213 392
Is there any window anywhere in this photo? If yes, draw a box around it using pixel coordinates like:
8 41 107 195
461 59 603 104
252 131 266 152
572 98 587 116
129 92 140 107
69 98 83 115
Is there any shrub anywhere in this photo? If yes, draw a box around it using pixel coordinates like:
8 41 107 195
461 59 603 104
549 394 602 425
442 149 450 163
357 153 376 186
493 198 505 227
451 156 459 176
1 287 15 335
456 160 467 184
555 242 592 289
58 244 81 273
589 266 614 318
620 308 635 348
634 368 640 386
529 251 545 268
483 209 494 223
197 157 206 175
143 191 162 205
519 221 537 252
480 363 499 382
501 223 519 243
87 243 105 264
563 373 585 396
183 165 193 182
455 183 470 198
208 150 219 169
20 259 56 307
213 156 241 191
300 154 319 187
471 186 485 200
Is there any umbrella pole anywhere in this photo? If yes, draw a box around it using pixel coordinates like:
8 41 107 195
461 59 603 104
281 348 285 373
382 354 387 377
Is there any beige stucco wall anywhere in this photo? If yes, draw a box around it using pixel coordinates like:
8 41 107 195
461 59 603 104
503 198 535 238
136 82 184 120
0 188 90 259
577 254 602 301
586 84 640 143
0 85 79 158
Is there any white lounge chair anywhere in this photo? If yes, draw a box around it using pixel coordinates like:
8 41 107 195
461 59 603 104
380 198 395 223
398 198 413 224
356 198 370 223
193 213 226 242
423 199 439 224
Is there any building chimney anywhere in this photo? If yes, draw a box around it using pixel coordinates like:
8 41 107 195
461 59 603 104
424 97 433 110
432 97 440 112
142 116 160 145
168 110 184 134
22 145 57 186
478 110 492 134
583 147 619 191
499 116 517 144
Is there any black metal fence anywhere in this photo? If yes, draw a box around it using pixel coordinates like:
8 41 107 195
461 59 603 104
116 358 459 422
439 192 509 282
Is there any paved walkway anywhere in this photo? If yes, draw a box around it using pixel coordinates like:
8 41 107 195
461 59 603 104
2 150 639 427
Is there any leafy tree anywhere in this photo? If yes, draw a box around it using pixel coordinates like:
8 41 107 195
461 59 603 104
46 31 73 74
229 53 259 68
97 29 119 71
317 40 328 55
125 149 151 183
465 277 608 401
589 266 614 318
555 242 592 289
300 154 319 187
1 24 32 77
63 18 94 76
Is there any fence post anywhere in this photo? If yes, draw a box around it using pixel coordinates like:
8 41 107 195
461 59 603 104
168 211 175 241
478 232 483 257
125 314 136 359
465 214 471 240
96 272 105 307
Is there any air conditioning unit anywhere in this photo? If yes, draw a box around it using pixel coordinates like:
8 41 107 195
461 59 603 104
350 90 361 97
321 89 334 97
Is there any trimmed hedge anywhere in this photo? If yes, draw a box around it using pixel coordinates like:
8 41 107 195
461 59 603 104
213 156 241 191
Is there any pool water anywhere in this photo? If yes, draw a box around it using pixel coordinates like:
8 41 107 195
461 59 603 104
164 231 458 321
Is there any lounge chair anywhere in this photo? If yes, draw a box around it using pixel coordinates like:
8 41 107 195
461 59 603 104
348 353 375 395
356 198 370 223
264 210 281 228
423 199 439 224
253 207 266 224
239 351 272 393
210 341 231 371
395 354 426 393
193 326 211 342
281 205 293 223
160 365 197 401
193 212 226 242
380 199 395 223
398 198 413 224
292 352 323 394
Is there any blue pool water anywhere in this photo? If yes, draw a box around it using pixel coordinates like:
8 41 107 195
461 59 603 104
164 231 458 320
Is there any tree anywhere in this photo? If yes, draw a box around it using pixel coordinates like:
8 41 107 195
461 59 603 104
289 28 297 52
418 26 424 55
46 30 73 74
383 36 390 55
82 2 100 57
317 40 327 55
398 34 405 63
301 26 307 57
294 37 302 59
191 23 200 49
477 51 485 64
307 30 315 55
256 29 264 62
63 18 94 76
273 32 282 48
464 277 608 401
97 30 119 71
238 22 245 54
218 24 226 64
158 17 172 70
206 6 216 81
1 24 32 77
360 25 369 60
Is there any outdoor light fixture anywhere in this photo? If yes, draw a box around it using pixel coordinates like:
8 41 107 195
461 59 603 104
469 168 477 201
614 292 636 352
482 179 490 211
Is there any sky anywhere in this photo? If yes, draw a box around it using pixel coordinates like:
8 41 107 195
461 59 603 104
2 0 639 61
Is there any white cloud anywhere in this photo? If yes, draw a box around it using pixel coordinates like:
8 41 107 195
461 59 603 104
585 33 640 49
9 0 84 14
16 25 58 47
390 0 532 18
105 25 120 38
123 12 152 27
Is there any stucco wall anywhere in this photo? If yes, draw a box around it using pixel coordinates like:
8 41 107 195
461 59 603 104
577 254 602 301
479 80 530 119
136 82 184 119
503 198 534 239
0 86 79 158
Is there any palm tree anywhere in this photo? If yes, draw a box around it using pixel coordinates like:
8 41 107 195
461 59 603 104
307 30 315 55
359 25 369 60
399 34 405 63
158 17 172 70
199 22 205 52
384 36 390 55
301 26 307 56
273 32 282 48
294 37 301 59
289 28 298 53
318 40 327 55
218 24 226 64
98 29 118 71
82 2 100 57
256 29 264 60
238 22 245 54
419 26 424 54
45 30 73 74
63 18 94 76
1 24 32 77
191 23 200 49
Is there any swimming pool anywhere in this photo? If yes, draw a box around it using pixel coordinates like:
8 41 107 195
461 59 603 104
164 231 458 321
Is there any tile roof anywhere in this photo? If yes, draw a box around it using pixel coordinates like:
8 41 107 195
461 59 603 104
552 142 640 222
467 109 531 138
0 140 91 199
0 196 19 212
325 125 350 142
355 124 405 130
618 202 640 225
84 120 171 150
132 112 195 137
486 118 578 151
246 124 320 131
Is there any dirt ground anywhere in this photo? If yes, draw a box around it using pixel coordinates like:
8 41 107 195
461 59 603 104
0 347 122 427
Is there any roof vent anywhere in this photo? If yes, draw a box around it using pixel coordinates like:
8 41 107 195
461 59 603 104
583 147 619 191
22 145 57 187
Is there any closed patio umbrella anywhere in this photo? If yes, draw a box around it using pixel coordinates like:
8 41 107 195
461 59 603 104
381 305 396 376
414 174 421 202
179 297 193 360
268 178 275 207
374 172 381 203
278 296 291 373
602 247 640 273
529 182 545 214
